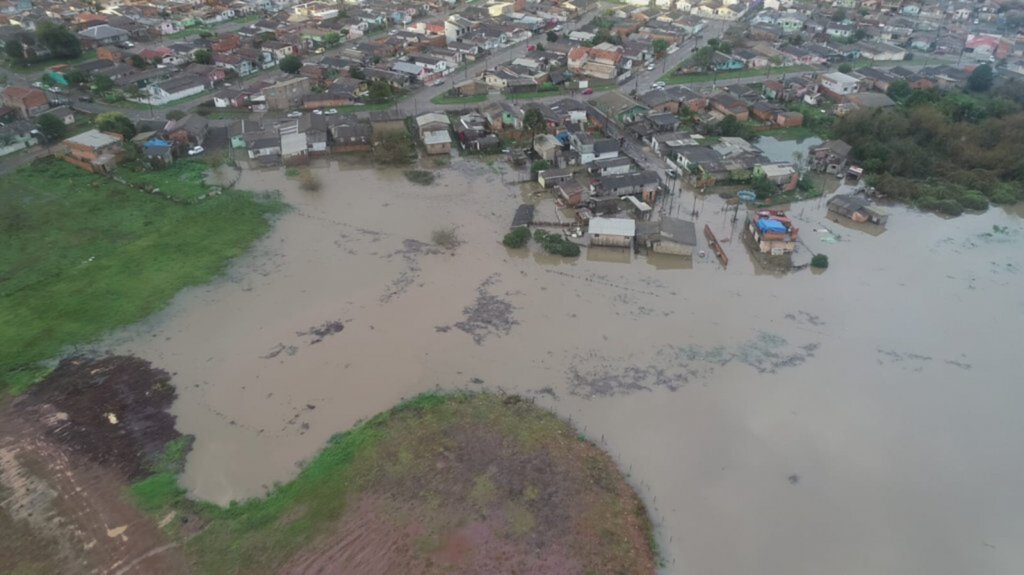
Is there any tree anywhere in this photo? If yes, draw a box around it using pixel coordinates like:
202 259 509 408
193 49 213 65
832 7 847 21
366 79 393 103
886 80 912 102
278 54 302 74
91 75 114 94
503 227 530 248
837 63 852 74
96 112 136 139
652 39 669 57
546 30 558 43
523 107 545 136
166 110 186 121
4 38 24 61
852 28 868 41
967 64 993 92
35 21 82 59
64 68 86 86
811 254 829 269
324 32 342 47
373 131 415 165
530 159 550 177
691 46 715 70
36 113 67 142
349 66 365 80
130 54 148 68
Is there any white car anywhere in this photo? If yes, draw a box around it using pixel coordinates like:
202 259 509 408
324 108 338 115
286 111 302 118
188 146 204 156
651 81 666 90
646 63 656 71
313 109 323 115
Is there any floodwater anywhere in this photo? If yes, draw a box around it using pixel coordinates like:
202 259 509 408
756 135 823 164
110 158 1024 574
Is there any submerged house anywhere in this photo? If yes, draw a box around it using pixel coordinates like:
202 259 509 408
747 210 799 255
588 217 635 248
827 194 888 225
637 217 697 256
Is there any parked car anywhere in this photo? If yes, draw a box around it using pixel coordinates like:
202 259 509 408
666 168 679 179
287 111 302 118
581 87 593 95
324 108 338 115
651 81 666 90
188 146 204 156
313 109 323 115
78 95 93 102
646 63 656 71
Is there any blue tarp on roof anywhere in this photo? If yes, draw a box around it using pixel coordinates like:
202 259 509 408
143 138 171 148
757 219 787 234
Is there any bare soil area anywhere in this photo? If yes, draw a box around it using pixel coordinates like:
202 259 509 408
0 356 189 575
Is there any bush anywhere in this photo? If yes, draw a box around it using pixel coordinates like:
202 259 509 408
373 131 415 165
431 227 460 250
299 170 321 191
811 254 829 269
933 198 964 216
503 227 530 248
403 170 435 185
958 192 988 211
988 189 1017 205
533 229 580 257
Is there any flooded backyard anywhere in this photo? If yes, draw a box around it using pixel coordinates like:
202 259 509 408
108 158 1024 574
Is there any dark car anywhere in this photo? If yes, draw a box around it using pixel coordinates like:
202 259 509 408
78 95 94 102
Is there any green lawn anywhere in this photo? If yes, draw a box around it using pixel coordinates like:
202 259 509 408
0 159 283 393
119 160 212 200
430 93 488 105
1 50 97 74
662 65 816 85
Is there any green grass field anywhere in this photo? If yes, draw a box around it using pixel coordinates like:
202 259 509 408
430 93 488 105
0 159 282 393
662 65 816 85
119 160 211 200
136 392 655 574
1 50 97 74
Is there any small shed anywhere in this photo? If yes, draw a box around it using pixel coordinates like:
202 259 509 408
511 204 535 228
827 194 888 225
588 217 635 248
423 130 452 155
557 180 587 207
537 167 572 188
142 138 173 165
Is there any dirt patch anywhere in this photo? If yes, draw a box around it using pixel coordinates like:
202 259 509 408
0 356 190 574
17 356 181 481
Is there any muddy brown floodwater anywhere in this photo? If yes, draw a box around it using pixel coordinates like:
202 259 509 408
106 158 1024 574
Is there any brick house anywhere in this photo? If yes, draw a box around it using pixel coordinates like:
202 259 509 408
61 130 124 173
1 86 49 119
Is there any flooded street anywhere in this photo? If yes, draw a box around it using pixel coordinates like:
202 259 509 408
110 158 1024 574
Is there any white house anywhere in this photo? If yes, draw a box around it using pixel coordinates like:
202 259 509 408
820 71 859 96
146 75 207 105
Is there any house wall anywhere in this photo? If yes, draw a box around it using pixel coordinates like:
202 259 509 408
590 233 631 248
652 240 693 256
425 141 451 155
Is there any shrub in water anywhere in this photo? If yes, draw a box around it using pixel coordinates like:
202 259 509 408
811 254 829 269
503 227 530 248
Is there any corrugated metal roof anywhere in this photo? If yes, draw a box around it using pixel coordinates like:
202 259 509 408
589 217 636 237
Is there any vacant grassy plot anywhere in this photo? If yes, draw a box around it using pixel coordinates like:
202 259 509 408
430 93 488 105
0 159 282 392
155 393 655 574
663 65 816 85
119 159 211 200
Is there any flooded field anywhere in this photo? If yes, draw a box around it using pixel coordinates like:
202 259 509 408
108 158 1024 574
